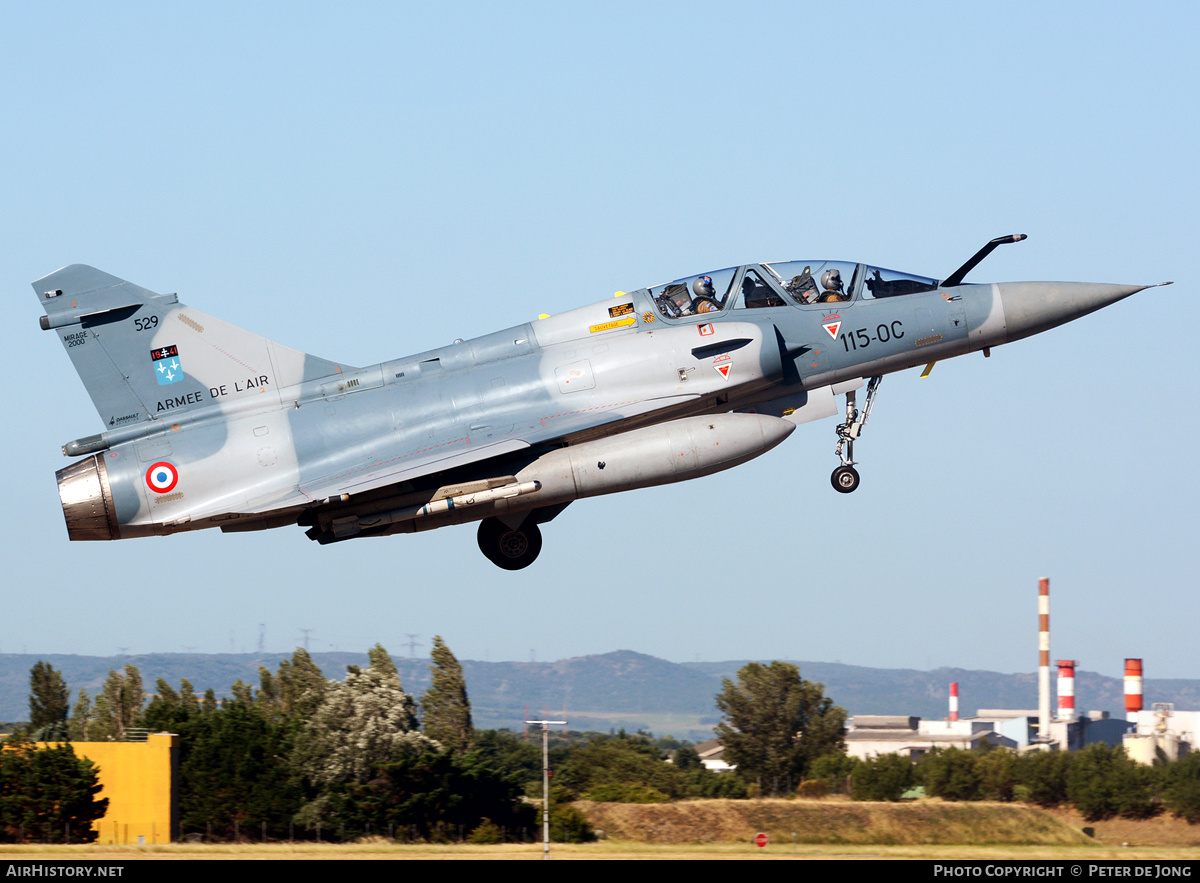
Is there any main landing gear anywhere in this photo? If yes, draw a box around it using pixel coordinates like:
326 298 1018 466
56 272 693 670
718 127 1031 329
477 517 543 570
831 375 882 494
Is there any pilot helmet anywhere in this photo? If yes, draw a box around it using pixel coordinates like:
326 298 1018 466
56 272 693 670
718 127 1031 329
692 275 715 299
821 268 844 293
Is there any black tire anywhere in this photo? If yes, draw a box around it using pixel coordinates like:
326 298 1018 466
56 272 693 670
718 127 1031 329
831 465 860 494
477 518 543 570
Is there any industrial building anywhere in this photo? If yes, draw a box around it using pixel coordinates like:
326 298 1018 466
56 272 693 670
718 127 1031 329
844 715 1015 760
848 579 1196 763
37 733 178 844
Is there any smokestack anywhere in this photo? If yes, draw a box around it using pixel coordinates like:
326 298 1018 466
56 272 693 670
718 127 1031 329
949 682 959 722
1125 658 1144 721
1038 577 1051 739
1057 660 1077 721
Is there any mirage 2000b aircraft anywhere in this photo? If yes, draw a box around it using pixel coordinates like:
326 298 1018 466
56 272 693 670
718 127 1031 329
36 235 1167 569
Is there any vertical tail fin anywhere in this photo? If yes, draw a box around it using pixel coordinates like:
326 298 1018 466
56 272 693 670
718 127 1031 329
34 265 351 431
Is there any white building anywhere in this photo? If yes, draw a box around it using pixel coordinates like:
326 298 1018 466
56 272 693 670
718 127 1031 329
845 715 1016 760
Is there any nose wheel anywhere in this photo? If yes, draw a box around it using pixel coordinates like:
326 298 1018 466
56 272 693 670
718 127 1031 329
831 465 860 494
831 376 882 494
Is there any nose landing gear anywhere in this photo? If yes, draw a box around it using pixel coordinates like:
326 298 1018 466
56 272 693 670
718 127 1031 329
831 375 882 494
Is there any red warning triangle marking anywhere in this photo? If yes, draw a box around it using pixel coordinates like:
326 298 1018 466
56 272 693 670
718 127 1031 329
822 320 841 339
715 364 731 379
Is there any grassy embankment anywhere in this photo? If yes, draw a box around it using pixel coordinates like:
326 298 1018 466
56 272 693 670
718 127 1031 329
578 798 1090 845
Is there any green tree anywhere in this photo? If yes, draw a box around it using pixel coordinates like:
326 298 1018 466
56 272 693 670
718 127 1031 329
67 690 93 742
467 729 542 786
541 731 745 802
810 751 856 795
176 701 302 840
292 644 435 798
919 747 983 801
255 666 282 719
1066 743 1160 821
421 636 473 754
316 750 536 841
1163 752 1200 824
89 665 144 741
548 803 593 842
143 678 201 732
976 747 1017 801
851 753 915 801
1012 749 1071 807
144 668 315 841
228 680 255 707
277 647 327 720
28 662 69 740
0 740 108 843
553 733 679 800
142 679 181 732
714 661 846 795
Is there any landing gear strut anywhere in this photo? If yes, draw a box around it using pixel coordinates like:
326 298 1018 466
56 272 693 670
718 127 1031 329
477 517 543 570
832 375 882 494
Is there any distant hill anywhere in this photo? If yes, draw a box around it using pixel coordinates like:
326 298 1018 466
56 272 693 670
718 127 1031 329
2 651 1197 743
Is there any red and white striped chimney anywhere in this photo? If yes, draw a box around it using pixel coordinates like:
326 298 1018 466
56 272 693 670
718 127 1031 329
1038 578 1051 738
949 682 959 722
1057 660 1077 721
1125 658 1144 721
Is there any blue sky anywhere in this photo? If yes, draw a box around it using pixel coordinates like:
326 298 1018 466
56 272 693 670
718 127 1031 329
3 2 1197 689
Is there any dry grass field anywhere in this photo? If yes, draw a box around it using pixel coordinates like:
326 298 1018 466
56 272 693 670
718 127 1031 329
1 841 1199 860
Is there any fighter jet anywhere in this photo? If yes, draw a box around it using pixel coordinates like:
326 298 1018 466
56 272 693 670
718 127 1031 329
36 235 1168 569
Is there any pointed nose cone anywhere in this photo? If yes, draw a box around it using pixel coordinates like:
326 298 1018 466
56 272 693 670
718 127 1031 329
997 282 1150 342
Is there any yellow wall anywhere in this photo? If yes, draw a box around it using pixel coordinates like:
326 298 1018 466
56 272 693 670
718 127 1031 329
40 733 178 844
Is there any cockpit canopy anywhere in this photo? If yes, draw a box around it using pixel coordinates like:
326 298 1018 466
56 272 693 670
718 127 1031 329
649 262 939 319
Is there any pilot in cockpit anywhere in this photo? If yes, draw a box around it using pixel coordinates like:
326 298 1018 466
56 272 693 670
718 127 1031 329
692 275 720 313
818 268 849 303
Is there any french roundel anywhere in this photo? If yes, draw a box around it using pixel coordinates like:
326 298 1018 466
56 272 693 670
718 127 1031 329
145 462 179 493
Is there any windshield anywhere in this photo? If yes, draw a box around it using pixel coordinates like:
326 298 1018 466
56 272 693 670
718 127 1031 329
861 266 939 298
650 267 738 319
764 261 860 304
648 260 941 319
